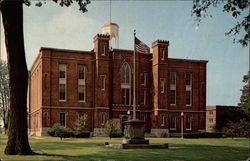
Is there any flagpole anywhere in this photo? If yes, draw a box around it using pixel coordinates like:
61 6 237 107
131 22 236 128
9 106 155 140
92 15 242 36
133 30 136 120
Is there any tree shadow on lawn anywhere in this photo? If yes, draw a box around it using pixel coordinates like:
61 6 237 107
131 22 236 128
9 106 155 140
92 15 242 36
33 143 248 161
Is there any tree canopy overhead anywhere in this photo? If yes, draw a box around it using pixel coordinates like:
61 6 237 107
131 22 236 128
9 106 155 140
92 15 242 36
192 0 250 47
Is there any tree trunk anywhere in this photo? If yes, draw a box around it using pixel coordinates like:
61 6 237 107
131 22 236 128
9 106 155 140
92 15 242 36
0 0 33 155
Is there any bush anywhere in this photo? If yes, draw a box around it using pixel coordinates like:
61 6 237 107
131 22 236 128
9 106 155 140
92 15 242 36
222 118 250 138
104 119 123 139
73 114 90 138
184 132 223 138
48 123 74 140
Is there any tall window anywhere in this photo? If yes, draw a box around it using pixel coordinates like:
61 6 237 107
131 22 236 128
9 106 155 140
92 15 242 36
59 64 66 101
121 62 131 105
140 90 146 105
78 65 86 102
170 72 176 105
185 115 192 130
140 73 147 85
100 75 106 91
185 72 192 106
59 113 66 127
101 113 105 125
160 78 164 93
161 48 165 60
169 115 176 130
101 43 107 56
160 115 165 126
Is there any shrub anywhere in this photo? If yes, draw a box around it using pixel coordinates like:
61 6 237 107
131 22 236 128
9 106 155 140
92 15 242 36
73 131 90 138
104 119 123 139
48 123 73 140
73 114 90 138
184 132 223 138
222 118 250 138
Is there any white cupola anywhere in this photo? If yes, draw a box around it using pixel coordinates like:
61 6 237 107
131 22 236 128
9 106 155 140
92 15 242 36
101 21 119 49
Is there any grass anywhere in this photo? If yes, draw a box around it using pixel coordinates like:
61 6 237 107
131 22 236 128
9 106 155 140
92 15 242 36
0 134 249 161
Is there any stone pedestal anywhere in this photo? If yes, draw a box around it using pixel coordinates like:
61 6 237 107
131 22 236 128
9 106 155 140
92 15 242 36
122 120 149 144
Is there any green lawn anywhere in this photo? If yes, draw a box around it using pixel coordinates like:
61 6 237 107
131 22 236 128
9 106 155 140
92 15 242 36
0 134 249 161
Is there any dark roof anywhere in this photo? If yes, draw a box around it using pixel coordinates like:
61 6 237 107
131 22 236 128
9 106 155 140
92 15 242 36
40 47 94 54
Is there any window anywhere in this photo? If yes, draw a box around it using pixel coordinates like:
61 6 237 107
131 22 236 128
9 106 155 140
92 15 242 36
169 115 176 130
59 84 66 100
170 90 176 105
78 85 85 101
186 73 192 85
78 65 86 102
140 73 147 85
101 113 105 125
209 118 213 123
59 64 67 101
100 75 106 91
161 48 165 60
59 64 66 78
141 115 146 121
59 113 66 127
140 90 146 105
186 91 192 105
121 62 131 105
161 115 165 126
185 115 192 130
170 72 176 105
185 72 192 106
209 111 213 115
170 72 176 85
160 78 164 93
78 65 85 79
101 43 107 56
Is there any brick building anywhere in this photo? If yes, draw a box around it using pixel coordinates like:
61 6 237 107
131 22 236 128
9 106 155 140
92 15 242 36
28 22 207 136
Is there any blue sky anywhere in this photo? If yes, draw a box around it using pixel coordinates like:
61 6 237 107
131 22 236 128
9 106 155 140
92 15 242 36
0 1 248 106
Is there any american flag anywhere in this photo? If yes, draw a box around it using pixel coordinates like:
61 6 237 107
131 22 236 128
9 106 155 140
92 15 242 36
135 37 150 54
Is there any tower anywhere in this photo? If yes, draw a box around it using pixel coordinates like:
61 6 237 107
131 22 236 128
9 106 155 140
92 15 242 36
101 22 119 48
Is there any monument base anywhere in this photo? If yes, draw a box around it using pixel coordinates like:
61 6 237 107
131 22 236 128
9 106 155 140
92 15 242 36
123 119 149 144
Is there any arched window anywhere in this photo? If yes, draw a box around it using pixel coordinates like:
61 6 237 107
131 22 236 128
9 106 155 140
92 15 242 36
121 62 131 105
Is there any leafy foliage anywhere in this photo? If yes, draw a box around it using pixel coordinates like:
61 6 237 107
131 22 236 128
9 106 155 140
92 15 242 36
222 118 250 137
192 0 250 47
215 107 248 132
74 114 90 138
48 123 73 140
104 119 123 139
0 60 9 132
238 71 250 114
23 0 91 13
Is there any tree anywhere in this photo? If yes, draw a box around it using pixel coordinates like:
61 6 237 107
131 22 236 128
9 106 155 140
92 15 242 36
74 114 88 134
238 71 250 114
0 0 90 155
0 59 9 133
192 0 250 47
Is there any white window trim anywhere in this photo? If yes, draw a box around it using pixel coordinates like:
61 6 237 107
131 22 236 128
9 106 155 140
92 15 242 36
160 78 165 93
170 90 176 106
161 49 165 60
101 44 106 56
59 64 67 102
161 115 165 126
101 113 105 125
100 75 106 91
78 65 86 103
